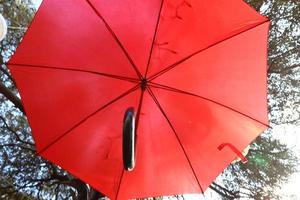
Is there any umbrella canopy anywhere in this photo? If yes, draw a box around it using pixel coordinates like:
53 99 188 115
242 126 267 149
8 0 269 199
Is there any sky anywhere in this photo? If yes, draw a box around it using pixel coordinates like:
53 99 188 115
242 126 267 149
28 0 300 199
272 124 300 199
32 0 42 8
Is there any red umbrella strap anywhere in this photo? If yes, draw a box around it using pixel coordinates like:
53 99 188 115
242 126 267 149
218 143 248 163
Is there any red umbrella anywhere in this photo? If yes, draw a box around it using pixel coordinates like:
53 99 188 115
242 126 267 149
8 0 270 199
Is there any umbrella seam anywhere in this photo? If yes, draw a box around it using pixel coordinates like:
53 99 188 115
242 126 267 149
85 0 143 80
8 63 140 83
37 84 140 155
144 0 165 78
149 82 270 128
148 20 270 81
146 86 205 194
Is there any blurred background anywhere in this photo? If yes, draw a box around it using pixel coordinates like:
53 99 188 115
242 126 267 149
0 0 299 199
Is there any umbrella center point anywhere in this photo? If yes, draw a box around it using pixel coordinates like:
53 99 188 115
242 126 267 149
141 78 147 91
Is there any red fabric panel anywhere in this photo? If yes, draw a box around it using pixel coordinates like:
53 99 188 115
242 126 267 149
41 90 140 198
9 65 136 151
151 87 267 190
89 0 162 75
154 22 270 124
8 0 137 78
118 92 200 199
147 0 267 77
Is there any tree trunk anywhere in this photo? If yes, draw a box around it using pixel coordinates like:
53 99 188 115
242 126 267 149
0 82 24 113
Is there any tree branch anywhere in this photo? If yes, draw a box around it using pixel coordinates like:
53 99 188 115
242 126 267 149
268 63 300 74
0 143 35 152
0 116 34 145
0 82 24 113
209 182 241 199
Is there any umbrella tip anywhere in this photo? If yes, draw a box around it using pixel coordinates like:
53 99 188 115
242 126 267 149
141 78 147 91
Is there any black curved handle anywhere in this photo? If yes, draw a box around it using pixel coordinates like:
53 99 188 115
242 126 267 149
123 107 136 171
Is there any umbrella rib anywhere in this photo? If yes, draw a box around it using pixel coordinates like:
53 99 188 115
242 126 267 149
115 169 125 200
148 20 269 81
8 63 139 83
85 0 143 80
135 89 145 132
115 90 144 200
149 82 270 128
37 84 140 155
144 0 165 78
146 86 205 194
